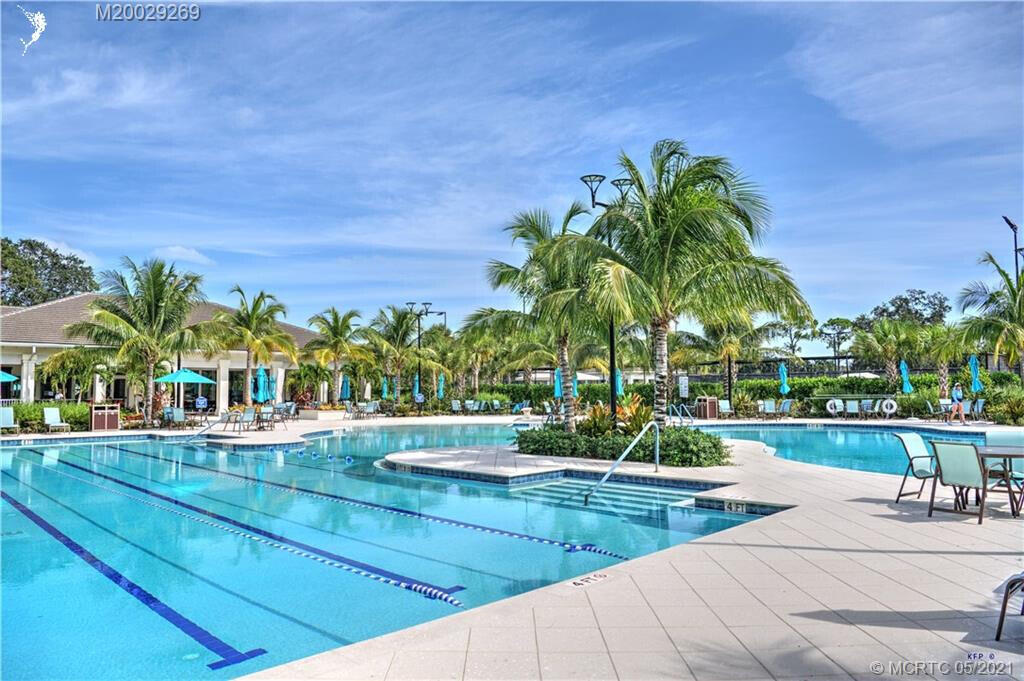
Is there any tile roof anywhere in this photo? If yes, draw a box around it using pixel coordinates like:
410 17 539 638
0 293 318 349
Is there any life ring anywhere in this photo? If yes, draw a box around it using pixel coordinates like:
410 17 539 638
826 399 840 416
882 399 899 416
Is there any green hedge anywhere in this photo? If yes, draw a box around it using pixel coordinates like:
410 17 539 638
515 426 729 468
9 402 91 432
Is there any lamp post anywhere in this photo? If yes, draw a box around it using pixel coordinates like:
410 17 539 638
1004 216 1021 282
581 174 633 418
406 302 432 413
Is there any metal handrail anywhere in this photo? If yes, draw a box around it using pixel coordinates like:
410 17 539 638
668 403 695 425
183 415 230 444
582 420 660 506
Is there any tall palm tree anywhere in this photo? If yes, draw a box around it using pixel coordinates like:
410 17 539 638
467 202 596 431
851 319 920 388
552 140 809 426
213 286 298 406
919 323 969 398
959 252 1024 382
362 305 435 401
287 362 333 404
676 318 787 392
65 257 214 422
304 307 370 405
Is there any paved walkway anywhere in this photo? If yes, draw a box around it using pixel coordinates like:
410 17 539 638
245 427 1024 681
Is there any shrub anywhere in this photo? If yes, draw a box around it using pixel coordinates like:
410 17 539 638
515 425 729 468
990 387 1024 425
12 402 91 432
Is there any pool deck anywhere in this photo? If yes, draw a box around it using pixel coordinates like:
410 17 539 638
231 418 1024 681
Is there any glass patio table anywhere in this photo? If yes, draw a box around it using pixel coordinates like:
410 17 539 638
979 447 1024 516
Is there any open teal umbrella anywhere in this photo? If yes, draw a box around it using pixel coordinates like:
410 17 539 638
778 362 790 395
572 374 578 398
381 377 389 399
154 368 216 385
0 370 19 383
969 355 984 392
615 369 624 397
553 368 562 399
438 373 445 399
900 360 914 394
341 375 351 399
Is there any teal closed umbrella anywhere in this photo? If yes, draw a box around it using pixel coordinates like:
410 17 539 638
413 373 420 397
615 369 624 397
438 373 445 399
341 375 351 400
553 368 562 398
572 374 578 398
900 360 914 394
969 355 983 392
778 363 790 395
381 377 389 399
254 367 270 403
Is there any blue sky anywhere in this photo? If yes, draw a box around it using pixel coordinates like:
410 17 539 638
3 2 1022 353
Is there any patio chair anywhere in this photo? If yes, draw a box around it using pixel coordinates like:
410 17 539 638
844 400 861 419
995 571 1024 641
464 400 476 413
778 399 794 418
938 398 952 421
43 407 71 433
171 407 189 429
971 398 986 421
0 407 21 434
451 399 462 414
983 431 1024 499
237 407 256 431
756 400 764 417
927 441 1010 524
762 399 777 420
924 401 943 421
273 403 289 429
492 399 502 413
718 399 733 418
892 432 936 503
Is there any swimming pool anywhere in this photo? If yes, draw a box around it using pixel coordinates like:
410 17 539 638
1 424 751 679
697 424 985 475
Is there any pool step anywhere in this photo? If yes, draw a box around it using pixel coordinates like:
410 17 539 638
510 479 694 518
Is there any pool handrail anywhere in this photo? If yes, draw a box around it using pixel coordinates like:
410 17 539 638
668 403 695 425
583 419 660 506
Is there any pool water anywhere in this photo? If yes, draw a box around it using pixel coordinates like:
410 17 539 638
697 425 985 475
1 425 751 680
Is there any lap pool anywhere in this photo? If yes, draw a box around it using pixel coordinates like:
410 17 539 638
697 424 985 475
1 424 752 679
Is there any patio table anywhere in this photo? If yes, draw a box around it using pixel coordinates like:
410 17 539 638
978 447 1024 516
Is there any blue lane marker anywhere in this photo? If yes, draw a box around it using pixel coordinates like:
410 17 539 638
23 450 465 607
0 489 267 670
112 446 630 561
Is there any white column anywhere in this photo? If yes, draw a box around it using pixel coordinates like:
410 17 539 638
319 381 328 403
274 367 286 403
217 359 230 412
20 354 35 403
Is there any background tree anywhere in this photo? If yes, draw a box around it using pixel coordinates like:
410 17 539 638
304 307 369 406
362 305 431 401
853 288 950 330
959 252 1024 382
778 318 817 355
65 257 213 422
1 238 97 306
851 319 920 387
213 286 298 406
919 323 968 398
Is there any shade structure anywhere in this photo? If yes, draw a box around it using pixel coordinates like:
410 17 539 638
438 373 445 399
553 368 562 398
413 373 420 397
0 370 18 383
341 375 351 400
572 374 578 398
778 362 790 395
253 367 271 403
615 369 624 397
154 368 215 385
969 355 984 392
900 360 914 394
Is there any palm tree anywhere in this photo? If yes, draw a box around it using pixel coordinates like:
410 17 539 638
553 140 809 426
65 257 214 422
851 319 920 388
919 323 969 398
467 202 596 431
287 362 333 404
959 252 1024 382
676 318 787 394
213 286 298 406
304 307 370 405
362 305 433 401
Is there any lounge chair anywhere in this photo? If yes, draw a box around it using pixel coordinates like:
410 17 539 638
996 572 1024 641
172 407 190 429
972 398 986 421
0 407 21 434
778 399 793 418
492 399 502 413
718 399 733 418
237 407 256 431
893 432 936 503
924 401 943 421
844 400 860 419
938 398 952 421
43 407 71 432
762 399 777 420
451 399 462 414
928 441 1014 524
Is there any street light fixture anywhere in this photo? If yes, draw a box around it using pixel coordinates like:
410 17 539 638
1004 216 1021 282
580 174 633 418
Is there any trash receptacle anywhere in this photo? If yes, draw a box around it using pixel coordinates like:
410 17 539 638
91 404 120 431
695 396 719 419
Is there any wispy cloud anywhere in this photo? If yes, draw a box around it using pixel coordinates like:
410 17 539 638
152 246 215 266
